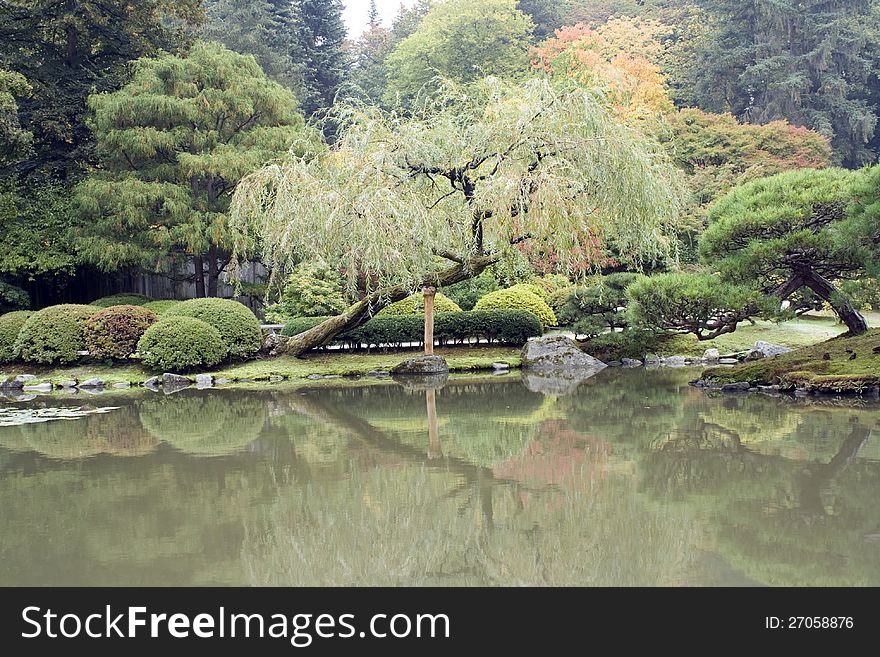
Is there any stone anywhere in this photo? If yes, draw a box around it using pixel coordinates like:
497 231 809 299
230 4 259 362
662 355 687 367
721 382 751 392
621 358 642 367
392 372 449 391
79 378 104 388
196 374 214 389
215 378 232 385
521 335 607 374
261 332 285 356
143 376 161 388
606 360 623 367
162 373 191 386
79 387 104 395
719 358 739 365
23 382 52 392
521 370 599 396
491 362 510 370
112 382 131 389
323 375 341 379
269 375 284 382
644 354 660 365
307 374 322 380
390 355 450 375
15 374 36 383
57 380 77 389
703 348 720 361
745 341 792 361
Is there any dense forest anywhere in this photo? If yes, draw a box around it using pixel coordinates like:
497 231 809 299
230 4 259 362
1 0 879 312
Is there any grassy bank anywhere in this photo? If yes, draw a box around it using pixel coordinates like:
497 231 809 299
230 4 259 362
700 329 880 393
0 346 522 387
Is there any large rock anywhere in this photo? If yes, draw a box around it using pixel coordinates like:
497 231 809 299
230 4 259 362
392 371 449 391
390 355 449 375
744 341 793 361
703 348 720 361
521 335 606 374
521 370 601 396
662 355 687 367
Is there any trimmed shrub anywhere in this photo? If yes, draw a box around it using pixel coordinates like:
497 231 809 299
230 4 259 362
0 310 32 363
474 287 557 328
142 300 182 316
509 282 547 299
84 305 158 360
166 298 262 358
377 292 462 316
15 304 98 364
275 261 348 318
137 317 227 371
90 293 152 308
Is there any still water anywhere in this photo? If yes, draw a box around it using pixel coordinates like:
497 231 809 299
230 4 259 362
1 368 878 586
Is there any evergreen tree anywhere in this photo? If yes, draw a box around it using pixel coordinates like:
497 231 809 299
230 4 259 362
517 0 563 40
367 0 381 28
74 42 318 297
292 0 348 117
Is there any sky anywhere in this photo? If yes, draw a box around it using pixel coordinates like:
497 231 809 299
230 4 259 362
343 0 417 38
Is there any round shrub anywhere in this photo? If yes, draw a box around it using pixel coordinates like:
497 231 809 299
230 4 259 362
166 298 263 358
143 300 181 316
0 310 32 363
14 304 98 364
474 288 557 328
90 293 152 308
137 317 227 371
378 292 462 316
509 282 547 299
84 305 158 360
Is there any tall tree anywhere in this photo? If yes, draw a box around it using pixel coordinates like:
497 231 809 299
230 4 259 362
693 0 877 167
367 0 381 28
0 68 32 166
200 0 301 91
230 77 683 354
384 0 535 106
292 0 348 117
517 0 563 40
74 42 318 297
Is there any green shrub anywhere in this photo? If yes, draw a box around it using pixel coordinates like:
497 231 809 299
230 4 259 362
531 274 572 297
0 310 32 362
547 285 576 314
274 261 348 318
166 298 263 358
377 292 462 316
137 317 227 372
281 310 541 347
840 278 880 311
0 281 30 313
474 287 557 328
84 305 158 360
14 304 98 364
557 272 641 337
580 329 672 361
509 282 547 299
90 293 152 308
142 300 181 316
442 269 500 310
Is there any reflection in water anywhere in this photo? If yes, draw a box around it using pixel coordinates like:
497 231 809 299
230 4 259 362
0 369 878 586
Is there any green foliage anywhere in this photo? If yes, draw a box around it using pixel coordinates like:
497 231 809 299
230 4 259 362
377 292 462 316
474 287 557 327
0 310 32 363
137 317 227 371
384 0 534 105
626 272 764 340
83 305 159 360
0 281 29 313
292 0 348 117
142 300 182 316
166 298 263 358
14 304 97 365
579 328 672 362
839 164 880 276
90 294 153 308
517 0 563 40
840 278 880 311
273 261 348 319
441 269 501 310
557 272 639 337
74 41 316 288
281 310 541 347
0 68 32 166
508 282 547 299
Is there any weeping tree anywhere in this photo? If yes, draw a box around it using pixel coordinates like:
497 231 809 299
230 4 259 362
230 77 684 355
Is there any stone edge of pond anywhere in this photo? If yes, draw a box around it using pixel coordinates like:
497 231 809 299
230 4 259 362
689 377 880 399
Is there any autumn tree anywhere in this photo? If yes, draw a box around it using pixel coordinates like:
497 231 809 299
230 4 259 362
74 42 317 298
230 77 683 355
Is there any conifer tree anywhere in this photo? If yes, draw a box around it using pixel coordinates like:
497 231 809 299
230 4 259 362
292 0 348 117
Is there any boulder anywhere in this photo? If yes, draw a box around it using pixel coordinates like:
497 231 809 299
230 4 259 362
142 376 161 390
644 353 661 365
721 382 751 392
621 358 642 367
163 373 191 386
112 382 131 389
745 341 792 361
662 355 687 367
521 369 600 396
23 382 53 392
605 360 623 367
390 355 449 375
392 371 449 391
79 378 104 388
491 362 510 371
521 335 606 374
702 348 720 361
58 380 77 389
195 374 214 389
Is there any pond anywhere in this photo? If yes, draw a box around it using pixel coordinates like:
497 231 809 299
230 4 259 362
1 368 879 587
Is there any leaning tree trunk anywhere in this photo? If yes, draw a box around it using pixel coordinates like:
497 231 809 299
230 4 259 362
799 269 869 335
278 254 498 357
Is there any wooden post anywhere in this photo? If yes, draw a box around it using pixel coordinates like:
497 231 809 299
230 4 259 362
423 286 436 355
426 389 441 459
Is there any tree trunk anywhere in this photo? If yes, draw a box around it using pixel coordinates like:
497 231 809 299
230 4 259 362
207 245 219 298
278 254 498 357
193 256 206 298
799 269 869 335
423 286 436 355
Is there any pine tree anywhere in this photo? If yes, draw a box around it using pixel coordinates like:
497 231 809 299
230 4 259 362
291 0 348 117
74 42 318 297
367 0 381 28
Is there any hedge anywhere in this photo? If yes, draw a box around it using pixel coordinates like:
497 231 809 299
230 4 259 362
84 305 158 360
0 310 32 363
137 317 227 371
14 304 98 364
282 310 541 349
474 287 557 328
90 293 153 308
166 298 263 358
142 300 182 316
